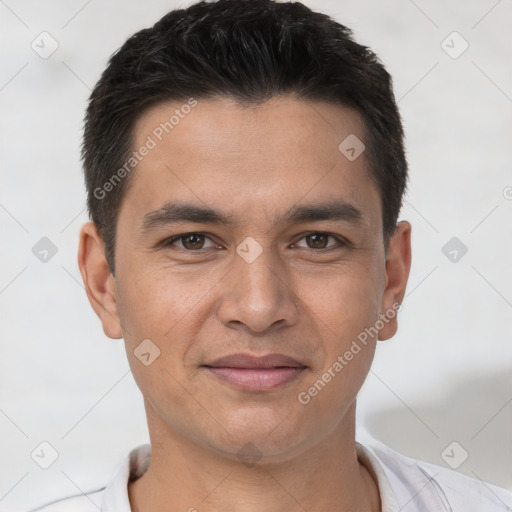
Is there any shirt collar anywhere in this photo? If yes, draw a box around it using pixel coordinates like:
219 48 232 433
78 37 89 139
101 444 151 512
101 442 412 511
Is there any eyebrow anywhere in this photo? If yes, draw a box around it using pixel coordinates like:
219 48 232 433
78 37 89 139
141 200 363 231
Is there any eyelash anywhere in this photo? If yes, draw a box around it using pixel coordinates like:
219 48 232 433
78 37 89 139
161 231 349 252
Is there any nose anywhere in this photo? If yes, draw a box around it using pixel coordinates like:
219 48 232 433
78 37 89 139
216 245 300 334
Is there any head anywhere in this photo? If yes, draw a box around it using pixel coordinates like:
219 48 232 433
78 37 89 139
79 0 411 464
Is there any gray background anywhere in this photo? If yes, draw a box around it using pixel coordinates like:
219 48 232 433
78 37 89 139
0 0 511 510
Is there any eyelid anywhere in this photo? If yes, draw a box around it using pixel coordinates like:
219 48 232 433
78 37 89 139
291 231 349 249
162 232 219 250
160 231 350 252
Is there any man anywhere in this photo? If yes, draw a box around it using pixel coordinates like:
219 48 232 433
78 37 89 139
33 0 512 510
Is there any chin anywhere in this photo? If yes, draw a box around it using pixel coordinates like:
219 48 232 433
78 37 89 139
202 410 316 464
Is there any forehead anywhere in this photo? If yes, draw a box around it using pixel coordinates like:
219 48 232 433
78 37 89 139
134 96 366 166
122 96 380 230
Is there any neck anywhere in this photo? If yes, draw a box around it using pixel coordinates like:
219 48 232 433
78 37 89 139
129 402 380 512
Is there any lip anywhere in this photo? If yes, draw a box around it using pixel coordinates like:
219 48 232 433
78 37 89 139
202 353 308 391
205 353 305 369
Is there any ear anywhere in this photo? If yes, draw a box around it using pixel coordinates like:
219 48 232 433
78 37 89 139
378 221 411 341
77 222 122 339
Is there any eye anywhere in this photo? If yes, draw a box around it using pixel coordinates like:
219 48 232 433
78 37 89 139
292 232 346 250
164 233 218 251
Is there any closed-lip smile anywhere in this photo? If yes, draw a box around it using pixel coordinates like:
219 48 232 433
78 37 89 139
202 353 308 391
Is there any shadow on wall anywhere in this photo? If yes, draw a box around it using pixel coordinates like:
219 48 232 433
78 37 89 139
364 369 512 490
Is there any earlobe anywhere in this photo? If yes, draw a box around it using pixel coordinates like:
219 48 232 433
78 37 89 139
378 221 412 341
77 222 123 339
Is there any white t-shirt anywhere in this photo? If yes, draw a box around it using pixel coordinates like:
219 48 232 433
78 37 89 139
30 437 512 512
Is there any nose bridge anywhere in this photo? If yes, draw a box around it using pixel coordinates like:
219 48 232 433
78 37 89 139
239 245 281 301
218 238 299 332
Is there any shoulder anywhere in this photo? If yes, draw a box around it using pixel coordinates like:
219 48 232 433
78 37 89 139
27 444 151 512
28 487 105 512
362 437 512 511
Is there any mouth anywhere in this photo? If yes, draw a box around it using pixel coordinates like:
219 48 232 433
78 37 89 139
201 353 308 392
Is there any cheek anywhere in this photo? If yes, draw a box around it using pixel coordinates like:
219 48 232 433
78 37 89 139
295 282 379 428
295 264 381 397
302 261 382 336
115 261 209 340
113 264 224 447
114 259 221 384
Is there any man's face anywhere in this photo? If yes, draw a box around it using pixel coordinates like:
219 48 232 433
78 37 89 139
84 96 408 462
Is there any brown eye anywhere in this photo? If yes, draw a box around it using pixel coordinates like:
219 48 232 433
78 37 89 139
293 232 344 250
165 233 218 251
181 234 205 250
305 233 329 249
